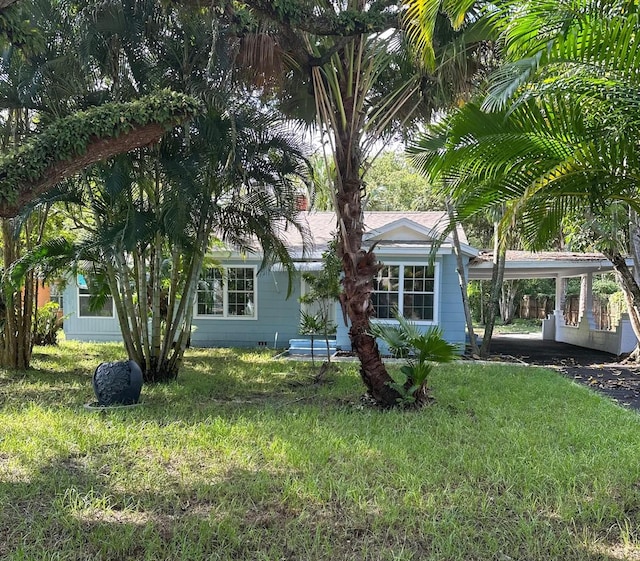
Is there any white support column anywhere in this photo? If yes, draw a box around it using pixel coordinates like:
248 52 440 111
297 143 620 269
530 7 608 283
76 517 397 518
548 276 565 341
580 273 596 329
554 276 565 315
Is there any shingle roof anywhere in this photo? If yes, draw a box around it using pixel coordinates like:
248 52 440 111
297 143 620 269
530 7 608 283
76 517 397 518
468 250 632 280
286 210 466 258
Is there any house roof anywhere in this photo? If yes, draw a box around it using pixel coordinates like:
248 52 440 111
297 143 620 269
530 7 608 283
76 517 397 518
285 211 473 260
469 250 634 280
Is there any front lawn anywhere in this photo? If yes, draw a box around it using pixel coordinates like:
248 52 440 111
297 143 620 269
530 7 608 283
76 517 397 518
1 341 639 560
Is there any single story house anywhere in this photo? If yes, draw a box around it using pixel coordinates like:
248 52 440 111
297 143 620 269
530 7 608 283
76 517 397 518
60 211 478 351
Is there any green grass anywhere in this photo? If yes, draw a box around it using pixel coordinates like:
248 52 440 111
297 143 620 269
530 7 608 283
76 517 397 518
1 341 640 560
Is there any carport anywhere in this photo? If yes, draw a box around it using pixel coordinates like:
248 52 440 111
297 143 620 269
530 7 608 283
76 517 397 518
468 251 638 355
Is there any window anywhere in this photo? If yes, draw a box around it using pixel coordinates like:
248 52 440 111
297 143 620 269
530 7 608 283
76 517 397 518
78 287 114 318
372 264 436 321
197 266 256 319
49 283 64 312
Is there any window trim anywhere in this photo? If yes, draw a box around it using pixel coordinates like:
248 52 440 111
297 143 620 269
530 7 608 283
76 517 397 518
195 265 258 321
77 286 115 319
370 261 440 325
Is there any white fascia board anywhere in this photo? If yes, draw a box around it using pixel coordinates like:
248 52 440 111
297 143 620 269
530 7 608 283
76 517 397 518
468 257 623 280
366 243 462 257
364 218 443 243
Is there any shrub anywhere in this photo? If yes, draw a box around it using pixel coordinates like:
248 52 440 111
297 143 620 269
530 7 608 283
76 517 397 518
33 302 65 346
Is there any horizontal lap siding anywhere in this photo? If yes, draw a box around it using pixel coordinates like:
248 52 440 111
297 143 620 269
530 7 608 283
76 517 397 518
190 268 302 348
437 253 466 349
62 282 123 343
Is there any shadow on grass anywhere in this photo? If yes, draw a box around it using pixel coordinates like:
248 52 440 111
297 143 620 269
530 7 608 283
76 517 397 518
0 441 634 561
3 347 640 559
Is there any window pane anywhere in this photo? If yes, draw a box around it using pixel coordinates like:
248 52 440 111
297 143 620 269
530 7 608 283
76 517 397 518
226 267 255 317
401 265 435 321
403 293 434 321
79 289 113 317
373 266 400 319
197 269 223 316
372 293 398 319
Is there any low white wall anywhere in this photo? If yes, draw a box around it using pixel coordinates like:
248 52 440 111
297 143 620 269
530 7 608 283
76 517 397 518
553 311 637 356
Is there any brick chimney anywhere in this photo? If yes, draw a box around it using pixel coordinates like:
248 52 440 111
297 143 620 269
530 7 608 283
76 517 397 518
295 193 309 211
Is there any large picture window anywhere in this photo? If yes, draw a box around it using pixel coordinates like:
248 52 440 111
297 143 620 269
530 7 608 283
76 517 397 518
78 287 115 318
372 264 435 321
197 266 256 319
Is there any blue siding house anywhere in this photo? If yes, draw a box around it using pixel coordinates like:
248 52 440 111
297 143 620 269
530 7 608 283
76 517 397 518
62 211 478 350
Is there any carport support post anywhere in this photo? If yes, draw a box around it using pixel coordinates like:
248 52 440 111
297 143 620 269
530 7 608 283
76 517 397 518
580 273 596 329
554 276 566 318
548 276 566 341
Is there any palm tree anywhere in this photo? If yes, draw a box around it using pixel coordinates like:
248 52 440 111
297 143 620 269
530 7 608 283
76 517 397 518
22 3 311 382
233 0 480 406
410 0 640 356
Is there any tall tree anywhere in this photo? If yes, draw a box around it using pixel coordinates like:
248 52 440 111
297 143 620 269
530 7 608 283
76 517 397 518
0 0 200 369
25 3 311 382
234 0 481 406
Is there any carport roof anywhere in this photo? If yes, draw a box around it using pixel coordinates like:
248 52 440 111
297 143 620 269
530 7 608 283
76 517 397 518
469 250 634 280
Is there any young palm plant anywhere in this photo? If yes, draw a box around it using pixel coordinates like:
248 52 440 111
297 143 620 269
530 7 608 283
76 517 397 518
369 314 458 406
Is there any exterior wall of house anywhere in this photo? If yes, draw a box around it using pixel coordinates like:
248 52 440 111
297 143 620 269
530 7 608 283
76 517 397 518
63 266 305 348
335 252 467 353
62 281 123 343
190 265 302 348
438 253 467 350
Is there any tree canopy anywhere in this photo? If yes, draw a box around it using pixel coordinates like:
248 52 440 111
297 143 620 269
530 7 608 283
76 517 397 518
0 91 201 217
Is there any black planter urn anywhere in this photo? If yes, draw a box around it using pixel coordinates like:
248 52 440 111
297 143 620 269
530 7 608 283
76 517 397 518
92 360 143 406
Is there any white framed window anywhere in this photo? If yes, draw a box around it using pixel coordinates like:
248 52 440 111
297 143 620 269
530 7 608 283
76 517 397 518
78 287 115 318
372 264 437 322
196 266 256 319
49 283 64 312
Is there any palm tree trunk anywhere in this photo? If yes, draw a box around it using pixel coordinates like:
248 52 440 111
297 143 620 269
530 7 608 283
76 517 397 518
133 249 152 373
480 222 506 357
150 162 163 367
106 260 141 362
333 135 402 406
447 200 479 356
114 255 144 358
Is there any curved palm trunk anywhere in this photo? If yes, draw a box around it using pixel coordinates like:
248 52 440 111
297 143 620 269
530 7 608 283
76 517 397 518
336 174 401 405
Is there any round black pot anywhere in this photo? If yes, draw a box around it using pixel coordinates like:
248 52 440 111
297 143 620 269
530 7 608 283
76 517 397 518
92 360 143 406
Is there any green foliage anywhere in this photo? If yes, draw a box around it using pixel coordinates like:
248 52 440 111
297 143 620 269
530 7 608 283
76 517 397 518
565 278 581 297
369 313 458 404
299 310 328 336
0 90 202 206
593 276 621 297
4 342 640 559
32 301 65 346
0 4 43 51
520 278 555 299
364 151 444 211
299 240 341 364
